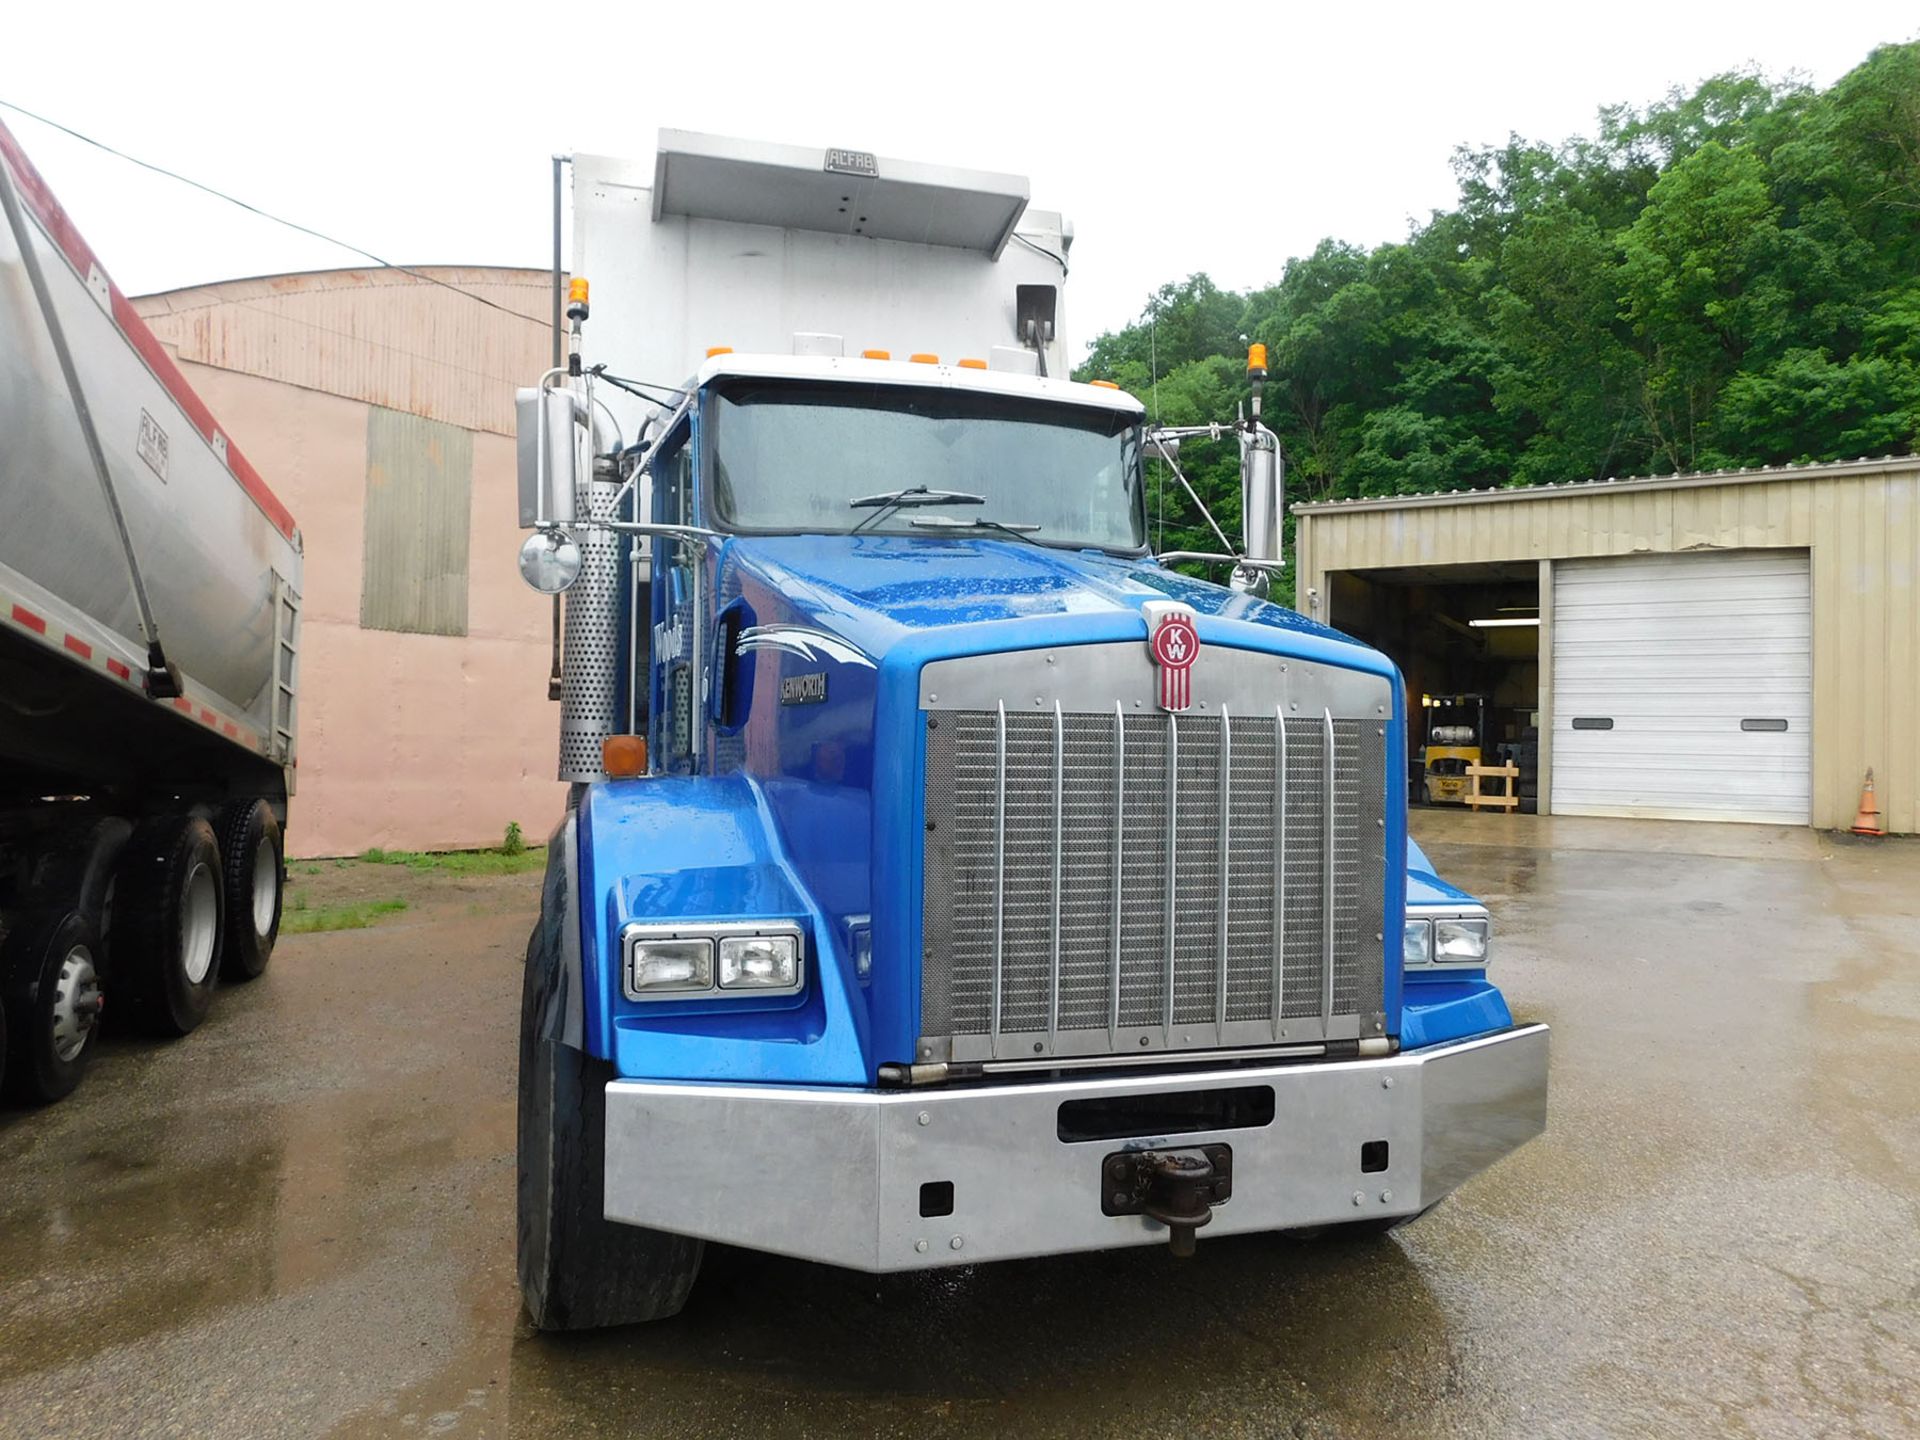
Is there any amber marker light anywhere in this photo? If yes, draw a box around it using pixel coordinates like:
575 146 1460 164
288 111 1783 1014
602 734 648 778
707 346 733 358
958 358 987 369
1089 379 1119 390
909 353 939 364
862 349 891 360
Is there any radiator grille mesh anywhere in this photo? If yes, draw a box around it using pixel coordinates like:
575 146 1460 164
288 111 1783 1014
922 696 1386 1061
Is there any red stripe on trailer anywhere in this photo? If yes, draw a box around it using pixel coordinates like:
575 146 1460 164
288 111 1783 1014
106 657 132 681
0 120 298 543
63 633 92 660
11 603 47 635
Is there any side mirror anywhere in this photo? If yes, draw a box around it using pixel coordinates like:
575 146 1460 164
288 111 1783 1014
516 386 583 528
518 530 583 594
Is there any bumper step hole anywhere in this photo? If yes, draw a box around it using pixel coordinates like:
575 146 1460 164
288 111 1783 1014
1361 1140 1389 1173
919 1180 955 1218
1056 1085 1276 1143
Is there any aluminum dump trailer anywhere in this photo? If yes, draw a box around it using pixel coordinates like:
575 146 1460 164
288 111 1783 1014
0 119 301 1106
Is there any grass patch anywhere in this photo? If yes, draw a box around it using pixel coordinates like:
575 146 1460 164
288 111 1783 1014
355 845 547 877
349 822 546 876
282 897 409 934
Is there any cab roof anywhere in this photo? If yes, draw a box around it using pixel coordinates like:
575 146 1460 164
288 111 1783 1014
691 352 1146 416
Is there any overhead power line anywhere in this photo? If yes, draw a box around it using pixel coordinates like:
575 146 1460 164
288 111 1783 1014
0 97 546 329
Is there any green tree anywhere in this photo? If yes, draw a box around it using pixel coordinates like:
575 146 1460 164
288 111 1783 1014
1075 42 1920 517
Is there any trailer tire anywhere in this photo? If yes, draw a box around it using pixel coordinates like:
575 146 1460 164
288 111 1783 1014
115 816 224 1036
517 924 702 1329
218 801 283 982
2 910 104 1105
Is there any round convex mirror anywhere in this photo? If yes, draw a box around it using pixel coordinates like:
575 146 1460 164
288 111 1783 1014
518 530 583 594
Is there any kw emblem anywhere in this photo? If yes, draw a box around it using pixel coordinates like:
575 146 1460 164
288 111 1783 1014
1143 601 1201 712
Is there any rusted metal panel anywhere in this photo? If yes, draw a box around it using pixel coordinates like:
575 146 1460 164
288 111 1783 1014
133 267 550 437
360 407 471 638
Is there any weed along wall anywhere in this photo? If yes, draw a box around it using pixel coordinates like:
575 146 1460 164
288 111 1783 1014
282 828 548 934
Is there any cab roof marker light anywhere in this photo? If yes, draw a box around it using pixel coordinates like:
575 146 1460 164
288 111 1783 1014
909 353 939 364
707 345 733 358
862 349 891 360
958 358 987 370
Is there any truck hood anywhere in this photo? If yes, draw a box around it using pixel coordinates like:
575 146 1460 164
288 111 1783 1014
715 533 1377 671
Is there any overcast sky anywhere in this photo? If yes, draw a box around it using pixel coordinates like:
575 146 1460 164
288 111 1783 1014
5 2 1915 362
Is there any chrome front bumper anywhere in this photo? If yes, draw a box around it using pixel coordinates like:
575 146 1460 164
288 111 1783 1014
602 1023 1548 1272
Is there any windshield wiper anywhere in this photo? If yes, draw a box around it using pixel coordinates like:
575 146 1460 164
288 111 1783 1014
848 485 986 508
908 515 1045 545
849 485 986 535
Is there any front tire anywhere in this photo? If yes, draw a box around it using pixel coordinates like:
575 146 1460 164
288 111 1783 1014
2 910 105 1104
517 928 703 1330
218 800 283 982
115 816 224 1036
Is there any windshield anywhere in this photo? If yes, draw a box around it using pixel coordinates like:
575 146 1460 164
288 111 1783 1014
707 380 1146 550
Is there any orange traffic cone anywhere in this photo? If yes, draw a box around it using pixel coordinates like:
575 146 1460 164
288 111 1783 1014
1850 769 1886 837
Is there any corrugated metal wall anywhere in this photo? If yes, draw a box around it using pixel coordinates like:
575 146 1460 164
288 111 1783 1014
1294 458 1920 832
360 407 473 637
135 267 550 436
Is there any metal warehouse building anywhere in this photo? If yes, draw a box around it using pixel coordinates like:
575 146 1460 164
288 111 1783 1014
1292 456 1920 833
132 266 566 857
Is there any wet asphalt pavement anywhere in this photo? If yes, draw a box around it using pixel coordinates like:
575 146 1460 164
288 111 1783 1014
1 814 1915 1439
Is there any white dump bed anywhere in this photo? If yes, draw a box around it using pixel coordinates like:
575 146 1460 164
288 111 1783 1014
0 120 300 763
573 130 1074 437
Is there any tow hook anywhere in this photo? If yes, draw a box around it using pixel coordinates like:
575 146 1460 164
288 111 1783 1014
1101 1144 1233 1257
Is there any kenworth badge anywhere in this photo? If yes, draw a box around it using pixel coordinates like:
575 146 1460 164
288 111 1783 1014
1142 601 1201 712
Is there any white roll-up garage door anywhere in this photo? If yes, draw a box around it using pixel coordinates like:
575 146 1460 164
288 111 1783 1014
1551 549 1812 824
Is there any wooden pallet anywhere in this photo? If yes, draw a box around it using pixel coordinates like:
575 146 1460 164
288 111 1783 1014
1464 762 1520 810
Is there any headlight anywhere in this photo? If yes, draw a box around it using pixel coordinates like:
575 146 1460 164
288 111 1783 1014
623 924 805 1000
1433 916 1491 964
1403 918 1433 966
719 934 800 990
1404 911 1491 968
627 937 713 994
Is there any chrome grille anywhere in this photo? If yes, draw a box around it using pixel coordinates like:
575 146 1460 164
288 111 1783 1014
921 662 1388 1064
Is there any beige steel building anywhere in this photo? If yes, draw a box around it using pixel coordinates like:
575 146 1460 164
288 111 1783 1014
1293 455 1920 833
134 266 566 857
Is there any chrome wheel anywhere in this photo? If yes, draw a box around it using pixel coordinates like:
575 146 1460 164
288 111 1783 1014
181 862 218 985
50 944 101 1064
251 841 278 937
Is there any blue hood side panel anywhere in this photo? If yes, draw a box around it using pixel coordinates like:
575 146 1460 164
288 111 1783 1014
578 777 873 1082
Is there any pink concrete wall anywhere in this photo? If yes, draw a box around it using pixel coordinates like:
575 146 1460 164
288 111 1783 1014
174 364 566 858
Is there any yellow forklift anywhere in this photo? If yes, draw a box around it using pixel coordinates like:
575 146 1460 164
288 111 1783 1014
1421 693 1486 805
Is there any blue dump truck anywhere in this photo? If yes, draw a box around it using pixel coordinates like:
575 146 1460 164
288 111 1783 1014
512 132 1548 1328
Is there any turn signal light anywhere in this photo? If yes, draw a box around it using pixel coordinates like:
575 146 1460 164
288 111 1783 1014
602 734 647 777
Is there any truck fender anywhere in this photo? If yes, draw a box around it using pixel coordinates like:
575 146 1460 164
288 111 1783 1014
29 817 133 941
526 810 586 1052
